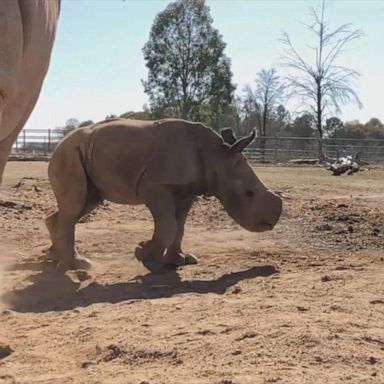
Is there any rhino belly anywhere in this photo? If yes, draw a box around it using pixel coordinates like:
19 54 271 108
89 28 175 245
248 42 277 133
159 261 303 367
90 167 145 206
87 143 148 205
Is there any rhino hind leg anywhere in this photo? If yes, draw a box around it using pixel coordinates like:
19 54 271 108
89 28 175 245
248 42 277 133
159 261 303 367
45 191 100 271
45 151 99 272
163 196 198 268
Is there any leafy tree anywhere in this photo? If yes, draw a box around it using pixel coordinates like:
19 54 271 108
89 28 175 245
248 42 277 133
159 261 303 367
65 118 79 131
280 0 363 160
330 118 384 140
119 105 152 120
142 0 235 123
270 105 291 136
325 116 344 137
78 120 94 128
287 113 315 137
362 118 384 139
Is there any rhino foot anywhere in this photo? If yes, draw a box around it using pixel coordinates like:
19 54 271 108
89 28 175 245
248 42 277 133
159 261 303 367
135 243 148 261
164 252 198 269
184 253 198 265
142 259 168 274
57 257 92 273
44 246 59 263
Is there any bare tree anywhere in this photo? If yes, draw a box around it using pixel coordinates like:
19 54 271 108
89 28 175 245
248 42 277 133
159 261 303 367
280 0 363 160
242 67 284 160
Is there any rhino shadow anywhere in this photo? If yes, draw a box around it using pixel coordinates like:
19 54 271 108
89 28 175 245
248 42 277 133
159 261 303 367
1 260 278 313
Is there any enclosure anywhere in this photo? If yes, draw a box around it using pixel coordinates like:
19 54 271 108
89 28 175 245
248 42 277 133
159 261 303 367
0 161 383 383
11 129 384 165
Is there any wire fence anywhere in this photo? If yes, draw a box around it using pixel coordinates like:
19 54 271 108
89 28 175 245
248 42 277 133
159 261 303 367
10 128 384 163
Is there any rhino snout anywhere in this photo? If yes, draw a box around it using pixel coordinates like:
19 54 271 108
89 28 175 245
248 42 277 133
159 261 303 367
261 190 282 228
247 190 282 232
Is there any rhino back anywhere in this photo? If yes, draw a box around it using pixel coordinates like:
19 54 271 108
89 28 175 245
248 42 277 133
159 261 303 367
77 119 220 204
138 119 220 196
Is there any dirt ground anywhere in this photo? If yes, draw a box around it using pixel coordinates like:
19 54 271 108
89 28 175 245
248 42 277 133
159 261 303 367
0 162 383 384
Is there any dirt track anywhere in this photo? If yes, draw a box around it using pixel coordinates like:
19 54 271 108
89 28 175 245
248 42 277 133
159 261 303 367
0 162 383 384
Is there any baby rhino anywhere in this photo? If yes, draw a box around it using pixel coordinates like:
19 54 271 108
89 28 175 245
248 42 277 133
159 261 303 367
45 118 282 272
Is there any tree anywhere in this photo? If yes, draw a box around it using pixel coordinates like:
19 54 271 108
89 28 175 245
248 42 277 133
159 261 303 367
52 118 79 142
142 0 235 123
242 68 284 137
255 68 285 138
288 113 315 137
119 105 152 120
329 118 384 140
65 118 79 131
325 116 344 137
280 0 363 160
78 120 94 128
241 68 284 159
270 105 291 136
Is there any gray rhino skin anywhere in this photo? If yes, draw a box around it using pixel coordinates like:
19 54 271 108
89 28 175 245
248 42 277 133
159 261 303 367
0 0 60 185
46 118 282 273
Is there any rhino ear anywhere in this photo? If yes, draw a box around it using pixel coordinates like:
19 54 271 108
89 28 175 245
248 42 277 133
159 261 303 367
230 129 256 154
220 128 237 145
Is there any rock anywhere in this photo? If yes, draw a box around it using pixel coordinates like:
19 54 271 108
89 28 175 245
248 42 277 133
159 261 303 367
316 223 333 231
0 343 13 359
75 269 92 282
372 228 380 236
231 286 242 294
368 356 379 365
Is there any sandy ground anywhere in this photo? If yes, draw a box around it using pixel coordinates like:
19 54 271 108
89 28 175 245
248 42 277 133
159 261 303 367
0 162 383 384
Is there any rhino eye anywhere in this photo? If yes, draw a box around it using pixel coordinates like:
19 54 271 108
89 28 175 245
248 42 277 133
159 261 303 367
245 190 254 198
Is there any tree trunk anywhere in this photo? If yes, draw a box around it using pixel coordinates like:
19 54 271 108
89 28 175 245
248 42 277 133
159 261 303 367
260 107 268 162
316 80 325 163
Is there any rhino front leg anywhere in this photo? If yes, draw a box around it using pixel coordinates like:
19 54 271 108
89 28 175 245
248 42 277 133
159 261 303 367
135 187 178 273
163 196 198 268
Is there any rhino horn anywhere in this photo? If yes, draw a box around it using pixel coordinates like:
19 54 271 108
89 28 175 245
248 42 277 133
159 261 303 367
220 128 237 145
230 129 256 154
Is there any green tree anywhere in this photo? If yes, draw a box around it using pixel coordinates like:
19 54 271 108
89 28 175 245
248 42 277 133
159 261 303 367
270 105 291 136
325 116 344 137
280 0 363 160
142 0 235 122
363 118 384 139
119 105 152 120
78 120 94 128
288 113 315 137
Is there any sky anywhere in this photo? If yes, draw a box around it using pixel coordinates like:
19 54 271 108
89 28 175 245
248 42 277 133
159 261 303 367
25 0 384 130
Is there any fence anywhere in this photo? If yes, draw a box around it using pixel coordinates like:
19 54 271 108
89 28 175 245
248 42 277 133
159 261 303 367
245 136 384 163
11 128 384 163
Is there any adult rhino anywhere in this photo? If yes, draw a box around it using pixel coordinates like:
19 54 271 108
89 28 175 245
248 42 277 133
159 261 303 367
0 0 60 185
46 118 282 273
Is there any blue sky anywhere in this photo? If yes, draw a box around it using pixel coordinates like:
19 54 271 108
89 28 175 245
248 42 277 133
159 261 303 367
25 0 384 130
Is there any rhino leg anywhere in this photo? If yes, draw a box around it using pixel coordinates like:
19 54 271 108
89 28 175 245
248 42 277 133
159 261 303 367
45 192 99 271
135 187 178 273
45 212 80 271
164 196 198 268
45 152 99 271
